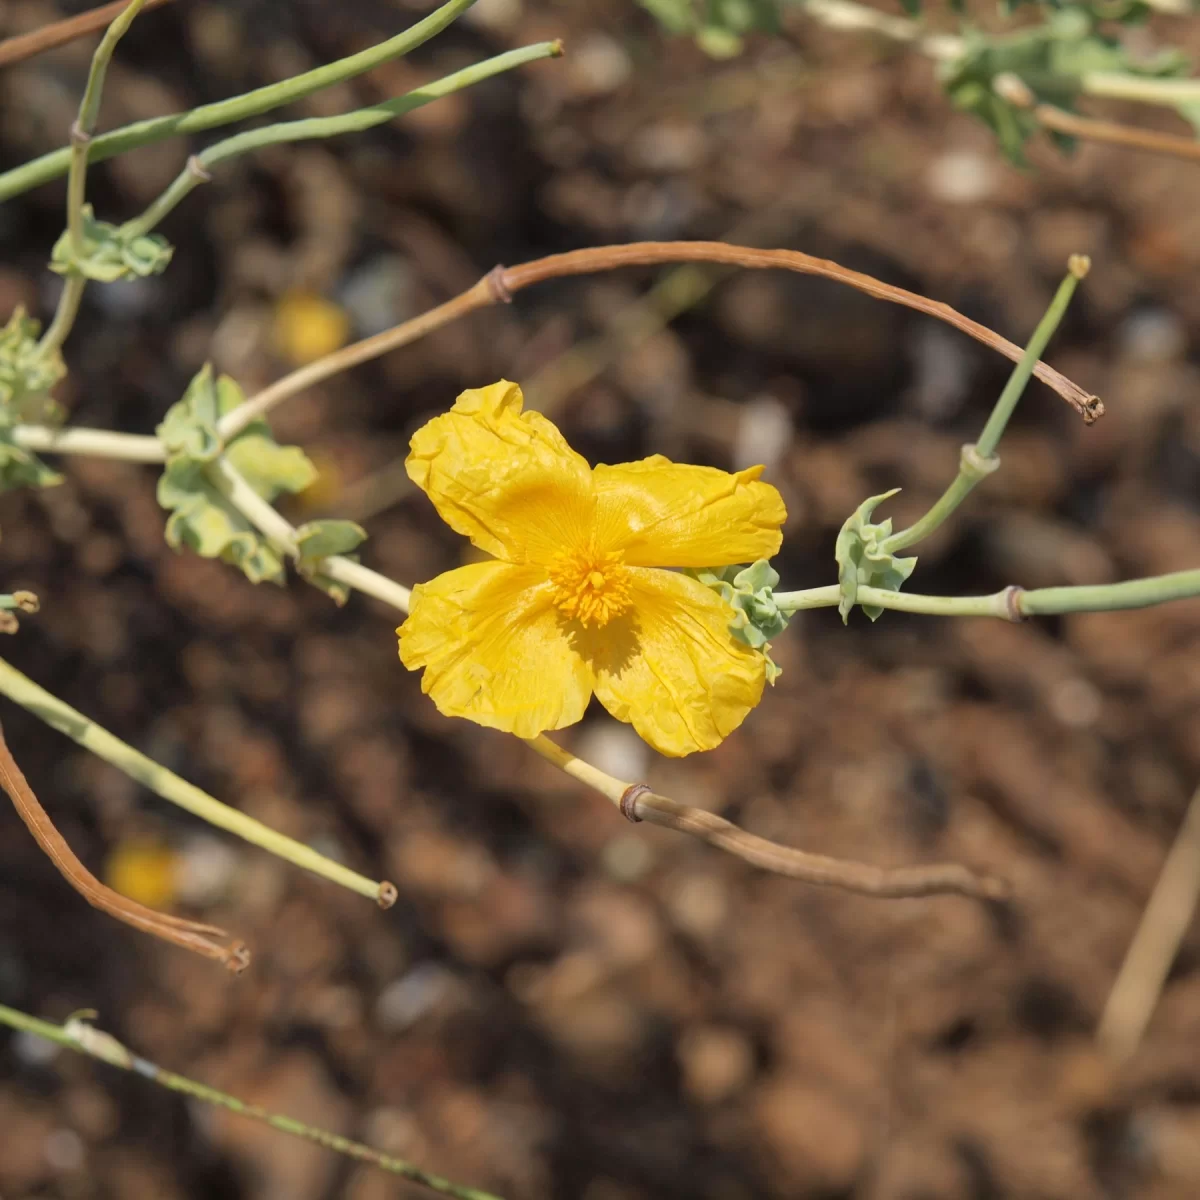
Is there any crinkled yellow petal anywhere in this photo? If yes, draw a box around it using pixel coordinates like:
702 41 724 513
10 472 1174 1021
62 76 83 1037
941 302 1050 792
406 380 594 564
593 456 786 567
398 560 594 738
586 567 767 757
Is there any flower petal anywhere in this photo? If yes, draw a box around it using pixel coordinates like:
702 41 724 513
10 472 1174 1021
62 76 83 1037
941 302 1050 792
398 560 593 738
588 567 767 757
593 456 786 567
406 380 594 564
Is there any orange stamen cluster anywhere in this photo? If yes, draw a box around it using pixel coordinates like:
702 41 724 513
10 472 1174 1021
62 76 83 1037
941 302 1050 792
548 546 632 626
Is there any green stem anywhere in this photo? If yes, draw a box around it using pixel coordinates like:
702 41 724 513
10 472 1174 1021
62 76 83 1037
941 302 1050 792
35 275 87 361
0 656 392 905
1019 569 1200 615
881 256 1087 554
778 568 1200 620
120 42 563 238
975 258 1087 458
0 0 481 203
0 1006 505 1200
37 0 152 360
13 424 165 462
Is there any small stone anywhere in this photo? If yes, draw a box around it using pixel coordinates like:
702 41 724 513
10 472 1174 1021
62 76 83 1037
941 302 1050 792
733 395 793 473
629 121 707 173
375 963 454 1032
677 1025 755 1104
574 723 649 783
566 33 632 98
927 150 997 205
1117 308 1188 364
43 1129 85 1172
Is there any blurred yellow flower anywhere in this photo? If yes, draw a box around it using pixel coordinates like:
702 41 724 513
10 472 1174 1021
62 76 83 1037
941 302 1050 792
271 290 351 367
104 837 178 910
397 382 787 757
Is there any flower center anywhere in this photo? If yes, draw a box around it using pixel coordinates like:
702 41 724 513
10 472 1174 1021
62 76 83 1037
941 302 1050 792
548 546 632 627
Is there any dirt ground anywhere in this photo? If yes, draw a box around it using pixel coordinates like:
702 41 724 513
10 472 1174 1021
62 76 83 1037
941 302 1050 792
3 1 1200 1197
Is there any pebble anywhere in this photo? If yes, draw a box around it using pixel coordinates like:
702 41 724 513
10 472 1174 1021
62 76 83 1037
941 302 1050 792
733 395 793 472
677 1024 755 1104
375 963 454 1032
574 722 649 783
926 149 997 205
566 33 632 99
1116 308 1188 364
43 1128 85 1172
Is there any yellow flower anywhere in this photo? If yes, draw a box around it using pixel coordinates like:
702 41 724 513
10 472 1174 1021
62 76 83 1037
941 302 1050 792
397 381 787 757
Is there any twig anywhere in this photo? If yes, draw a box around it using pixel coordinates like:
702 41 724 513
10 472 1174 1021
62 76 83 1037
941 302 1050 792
13 424 165 461
219 241 1101 441
0 0 174 70
1097 785 1200 1064
631 790 1009 900
0 655 397 908
0 1006 506 1200
1034 106 1200 164
796 0 1200 108
776 569 1200 618
120 42 564 239
0 719 249 971
37 0 152 361
0 0 482 202
881 255 1089 554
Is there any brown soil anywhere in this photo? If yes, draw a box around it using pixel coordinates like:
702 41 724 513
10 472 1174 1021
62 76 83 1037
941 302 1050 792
2 2 1200 1197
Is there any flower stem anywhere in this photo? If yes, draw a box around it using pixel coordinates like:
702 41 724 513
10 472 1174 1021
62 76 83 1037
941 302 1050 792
0 0 482 203
881 256 1088 554
36 0 152 360
120 43 564 240
13 424 165 462
0 1006 505 1200
0 656 393 906
778 569 1200 620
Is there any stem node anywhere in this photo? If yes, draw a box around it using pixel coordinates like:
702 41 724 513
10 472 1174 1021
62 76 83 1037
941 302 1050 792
620 783 650 822
1003 585 1026 623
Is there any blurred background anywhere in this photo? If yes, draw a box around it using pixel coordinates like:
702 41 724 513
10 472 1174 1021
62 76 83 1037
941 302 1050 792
3 1 1200 1196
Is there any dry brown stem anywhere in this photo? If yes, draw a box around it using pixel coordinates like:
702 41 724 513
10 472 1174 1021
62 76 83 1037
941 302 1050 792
1033 104 1200 165
231 241 1102 436
1098 785 1200 1063
626 789 1009 901
0 720 249 972
0 0 175 69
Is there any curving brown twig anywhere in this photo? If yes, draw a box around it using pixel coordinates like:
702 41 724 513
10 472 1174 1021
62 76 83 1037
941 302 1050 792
993 73 1200 168
0 720 249 972
623 786 1009 901
222 240 1102 439
0 0 175 69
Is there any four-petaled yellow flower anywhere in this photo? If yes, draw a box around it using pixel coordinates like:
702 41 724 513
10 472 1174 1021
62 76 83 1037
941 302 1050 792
397 381 787 757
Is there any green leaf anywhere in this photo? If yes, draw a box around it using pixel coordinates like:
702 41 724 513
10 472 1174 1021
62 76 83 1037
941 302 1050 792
834 490 917 624
155 365 317 586
940 8 1191 163
50 205 173 283
294 519 368 606
0 427 63 494
0 308 66 422
639 0 784 56
686 557 788 681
